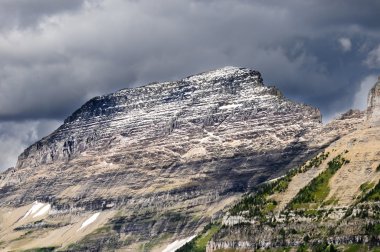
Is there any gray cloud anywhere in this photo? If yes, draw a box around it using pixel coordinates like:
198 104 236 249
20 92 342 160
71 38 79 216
0 120 60 170
0 0 380 169
338 38 352 52
0 0 87 30
365 45 380 68
353 75 378 110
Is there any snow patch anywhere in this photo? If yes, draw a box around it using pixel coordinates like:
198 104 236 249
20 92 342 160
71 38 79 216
267 175 286 184
186 66 245 83
162 235 197 252
219 104 241 110
33 204 51 218
182 147 207 159
78 212 100 231
22 201 45 220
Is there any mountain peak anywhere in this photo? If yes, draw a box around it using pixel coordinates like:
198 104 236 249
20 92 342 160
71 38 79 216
13 66 322 175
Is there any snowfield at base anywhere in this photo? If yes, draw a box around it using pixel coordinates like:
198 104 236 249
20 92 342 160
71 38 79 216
162 235 197 252
78 212 100 231
22 201 50 220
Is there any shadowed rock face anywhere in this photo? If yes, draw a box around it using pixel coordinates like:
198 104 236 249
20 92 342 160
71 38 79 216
0 67 362 250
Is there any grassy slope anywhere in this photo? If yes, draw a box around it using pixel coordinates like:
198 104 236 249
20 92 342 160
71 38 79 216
177 224 220 252
228 152 330 219
288 154 347 209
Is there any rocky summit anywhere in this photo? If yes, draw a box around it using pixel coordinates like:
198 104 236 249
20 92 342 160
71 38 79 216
0 67 365 251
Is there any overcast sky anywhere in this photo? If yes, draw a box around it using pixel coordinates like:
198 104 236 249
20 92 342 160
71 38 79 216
0 0 380 170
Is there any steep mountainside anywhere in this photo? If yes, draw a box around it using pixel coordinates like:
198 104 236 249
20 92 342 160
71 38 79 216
207 77 380 252
0 67 364 251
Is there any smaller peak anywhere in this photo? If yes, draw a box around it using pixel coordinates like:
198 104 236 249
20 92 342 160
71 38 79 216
338 109 365 120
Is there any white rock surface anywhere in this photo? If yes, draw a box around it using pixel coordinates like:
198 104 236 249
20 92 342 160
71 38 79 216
162 235 197 252
22 201 45 220
78 212 100 231
33 203 51 218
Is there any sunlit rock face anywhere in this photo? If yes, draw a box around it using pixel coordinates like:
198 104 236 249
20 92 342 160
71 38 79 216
0 67 361 250
367 76 380 125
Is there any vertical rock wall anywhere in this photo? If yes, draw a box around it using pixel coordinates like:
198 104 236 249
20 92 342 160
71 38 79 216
367 76 380 125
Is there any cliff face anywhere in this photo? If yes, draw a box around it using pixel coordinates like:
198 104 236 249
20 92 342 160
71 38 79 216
367 77 380 125
0 67 362 251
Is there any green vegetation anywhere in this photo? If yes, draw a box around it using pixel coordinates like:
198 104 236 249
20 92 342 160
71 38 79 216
362 180 380 201
301 152 330 172
365 223 380 236
194 224 220 250
229 152 330 219
229 170 295 218
343 244 366 252
261 248 292 252
229 193 278 219
323 196 339 206
360 182 375 194
296 244 309 252
176 223 220 252
214 248 292 252
142 233 171 251
22 247 57 252
12 230 35 242
203 244 380 252
311 242 339 252
288 155 347 209
214 249 243 252
212 243 339 252
341 243 380 252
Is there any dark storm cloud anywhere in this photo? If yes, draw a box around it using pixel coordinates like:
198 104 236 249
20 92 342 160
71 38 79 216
1 0 380 169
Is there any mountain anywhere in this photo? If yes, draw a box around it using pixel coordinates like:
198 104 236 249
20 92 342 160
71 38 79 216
206 77 380 251
0 67 364 251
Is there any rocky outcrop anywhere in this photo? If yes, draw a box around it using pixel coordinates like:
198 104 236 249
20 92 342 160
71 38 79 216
0 67 365 251
367 76 380 125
